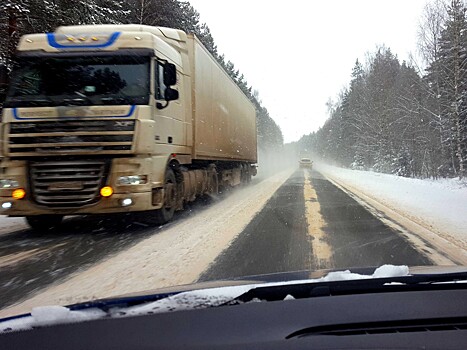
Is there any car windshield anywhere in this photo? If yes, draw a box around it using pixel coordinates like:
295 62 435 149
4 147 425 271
0 0 466 324
5 55 150 107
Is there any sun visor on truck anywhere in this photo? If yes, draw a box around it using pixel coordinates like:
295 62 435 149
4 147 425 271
54 25 187 43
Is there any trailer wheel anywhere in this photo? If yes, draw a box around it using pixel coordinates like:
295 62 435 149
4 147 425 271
207 166 219 196
245 172 252 184
241 164 252 185
26 215 63 232
152 168 176 224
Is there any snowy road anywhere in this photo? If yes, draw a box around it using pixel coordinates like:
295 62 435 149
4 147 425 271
0 168 463 318
199 170 434 281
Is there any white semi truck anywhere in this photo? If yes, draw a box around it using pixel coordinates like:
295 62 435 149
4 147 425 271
0 25 257 230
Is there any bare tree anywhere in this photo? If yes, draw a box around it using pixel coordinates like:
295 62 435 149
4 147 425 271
418 0 447 65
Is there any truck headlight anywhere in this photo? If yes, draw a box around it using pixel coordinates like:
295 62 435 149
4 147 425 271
117 175 148 185
0 179 19 189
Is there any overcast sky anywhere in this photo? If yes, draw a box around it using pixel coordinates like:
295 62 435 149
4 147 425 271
188 0 428 143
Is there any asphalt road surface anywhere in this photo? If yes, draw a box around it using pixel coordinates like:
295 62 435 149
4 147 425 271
200 170 431 281
0 169 433 310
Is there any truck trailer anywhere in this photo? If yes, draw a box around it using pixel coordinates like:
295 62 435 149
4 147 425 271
0 24 257 230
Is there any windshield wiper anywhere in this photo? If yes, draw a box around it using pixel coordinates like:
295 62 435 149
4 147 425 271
40 271 467 315
74 91 94 104
59 91 94 106
231 271 467 304
4 96 54 107
99 96 131 105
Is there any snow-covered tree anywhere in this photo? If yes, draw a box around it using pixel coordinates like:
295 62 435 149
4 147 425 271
436 0 467 178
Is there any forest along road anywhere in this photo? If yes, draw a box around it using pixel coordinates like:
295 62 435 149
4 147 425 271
0 168 453 318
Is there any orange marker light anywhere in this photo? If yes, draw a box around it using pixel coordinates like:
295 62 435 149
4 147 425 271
12 188 26 200
100 186 113 197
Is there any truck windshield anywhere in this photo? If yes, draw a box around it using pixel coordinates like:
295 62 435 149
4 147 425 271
4 55 150 107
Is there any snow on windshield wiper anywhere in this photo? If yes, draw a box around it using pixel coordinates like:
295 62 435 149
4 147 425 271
0 285 253 333
0 306 106 333
0 265 410 333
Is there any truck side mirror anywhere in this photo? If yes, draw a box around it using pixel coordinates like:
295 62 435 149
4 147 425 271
157 87 179 109
156 62 178 109
163 63 177 86
165 87 179 101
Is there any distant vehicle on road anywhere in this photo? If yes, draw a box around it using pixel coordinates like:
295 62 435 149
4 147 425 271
299 158 313 169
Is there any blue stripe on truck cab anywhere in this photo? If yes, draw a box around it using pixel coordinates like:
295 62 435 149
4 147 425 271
46 32 121 49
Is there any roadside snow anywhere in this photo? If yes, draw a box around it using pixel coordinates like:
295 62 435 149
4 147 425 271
316 163 467 256
0 264 408 333
0 217 28 236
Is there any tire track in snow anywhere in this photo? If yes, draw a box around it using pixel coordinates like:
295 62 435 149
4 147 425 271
0 169 294 319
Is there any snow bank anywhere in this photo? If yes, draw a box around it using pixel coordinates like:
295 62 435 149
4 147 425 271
0 264 408 333
316 163 467 249
0 217 28 236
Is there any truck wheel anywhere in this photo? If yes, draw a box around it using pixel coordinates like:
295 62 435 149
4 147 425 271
152 169 176 224
26 215 64 231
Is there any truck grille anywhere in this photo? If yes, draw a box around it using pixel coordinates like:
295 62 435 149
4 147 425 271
8 120 135 157
29 160 109 208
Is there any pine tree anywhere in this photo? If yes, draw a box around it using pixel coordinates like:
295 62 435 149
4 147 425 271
0 0 129 66
436 0 467 178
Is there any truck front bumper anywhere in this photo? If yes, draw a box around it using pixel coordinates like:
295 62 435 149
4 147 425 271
0 189 164 217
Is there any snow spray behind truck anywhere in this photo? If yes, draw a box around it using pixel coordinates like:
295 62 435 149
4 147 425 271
0 25 257 230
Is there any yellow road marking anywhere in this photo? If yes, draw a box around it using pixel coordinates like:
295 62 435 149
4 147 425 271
304 170 333 269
